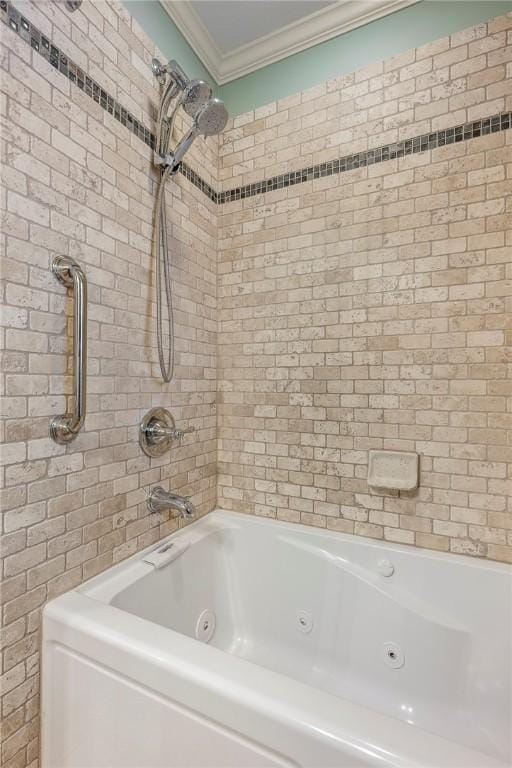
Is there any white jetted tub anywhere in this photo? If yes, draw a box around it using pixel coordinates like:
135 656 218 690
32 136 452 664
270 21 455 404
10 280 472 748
42 511 511 768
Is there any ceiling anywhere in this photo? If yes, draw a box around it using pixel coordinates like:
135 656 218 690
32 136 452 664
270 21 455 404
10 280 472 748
160 0 421 84
190 1 335 53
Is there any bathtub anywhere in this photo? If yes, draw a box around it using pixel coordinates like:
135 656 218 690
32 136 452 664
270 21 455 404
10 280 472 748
42 510 511 768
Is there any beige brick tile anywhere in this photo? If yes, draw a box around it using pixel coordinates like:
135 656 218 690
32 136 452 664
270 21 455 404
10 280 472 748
2 7 512 764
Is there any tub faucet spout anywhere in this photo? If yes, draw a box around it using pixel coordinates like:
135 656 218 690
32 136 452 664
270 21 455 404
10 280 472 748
148 487 195 519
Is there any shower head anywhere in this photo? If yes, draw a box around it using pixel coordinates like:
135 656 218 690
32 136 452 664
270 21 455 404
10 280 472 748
165 79 212 141
182 79 213 117
195 97 229 135
170 98 228 170
159 79 213 157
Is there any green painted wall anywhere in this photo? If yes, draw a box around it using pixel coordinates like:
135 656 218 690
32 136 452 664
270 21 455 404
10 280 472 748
125 0 512 116
124 0 216 90
221 1 512 114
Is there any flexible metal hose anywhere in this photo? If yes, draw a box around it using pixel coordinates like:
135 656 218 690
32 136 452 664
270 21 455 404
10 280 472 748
152 66 226 384
152 164 175 383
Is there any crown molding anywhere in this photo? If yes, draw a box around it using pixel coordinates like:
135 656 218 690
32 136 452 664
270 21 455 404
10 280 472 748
160 0 421 85
161 0 222 81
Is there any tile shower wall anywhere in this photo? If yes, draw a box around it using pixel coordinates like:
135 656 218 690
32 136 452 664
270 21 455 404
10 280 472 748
217 15 512 563
1 4 511 767
0 2 217 765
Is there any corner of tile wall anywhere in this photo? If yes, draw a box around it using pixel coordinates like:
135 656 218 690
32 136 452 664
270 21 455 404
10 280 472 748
1 2 218 764
216 11 512 563
1 4 511 767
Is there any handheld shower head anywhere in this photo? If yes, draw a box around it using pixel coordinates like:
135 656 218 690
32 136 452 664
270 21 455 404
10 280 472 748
195 97 229 136
159 79 214 158
170 98 228 170
152 57 227 384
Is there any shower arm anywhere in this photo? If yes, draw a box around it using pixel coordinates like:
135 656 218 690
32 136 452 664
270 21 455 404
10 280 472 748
152 58 188 88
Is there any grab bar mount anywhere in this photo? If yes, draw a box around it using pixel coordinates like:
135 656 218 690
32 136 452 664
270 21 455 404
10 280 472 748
50 255 87 444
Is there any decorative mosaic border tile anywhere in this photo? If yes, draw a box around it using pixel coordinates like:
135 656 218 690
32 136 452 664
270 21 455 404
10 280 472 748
180 163 216 203
0 0 155 148
2 1 510 208
1 2 155 147
217 112 511 204
0 1 218 202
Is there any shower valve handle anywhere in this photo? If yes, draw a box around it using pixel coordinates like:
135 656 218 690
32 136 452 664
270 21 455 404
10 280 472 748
153 424 194 440
149 421 195 441
140 408 195 457
172 425 195 439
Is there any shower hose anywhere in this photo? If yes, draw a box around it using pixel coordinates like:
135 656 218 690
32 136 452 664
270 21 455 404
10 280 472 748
152 164 174 383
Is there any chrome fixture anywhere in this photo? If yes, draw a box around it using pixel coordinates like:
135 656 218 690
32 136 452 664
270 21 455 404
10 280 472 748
167 98 228 172
181 79 213 118
151 57 228 382
156 88 225 173
50 256 87 444
148 487 195 519
152 58 188 89
157 78 213 165
151 58 167 86
140 407 195 457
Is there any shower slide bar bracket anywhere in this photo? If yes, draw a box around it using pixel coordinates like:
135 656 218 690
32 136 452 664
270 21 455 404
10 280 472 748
154 152 181 174
50 255 87 444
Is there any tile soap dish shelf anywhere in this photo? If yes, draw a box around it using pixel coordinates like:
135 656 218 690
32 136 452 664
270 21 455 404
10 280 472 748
368 450 419 491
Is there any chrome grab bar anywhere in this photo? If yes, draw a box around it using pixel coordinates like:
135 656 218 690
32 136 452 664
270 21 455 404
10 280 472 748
50 255 87 444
